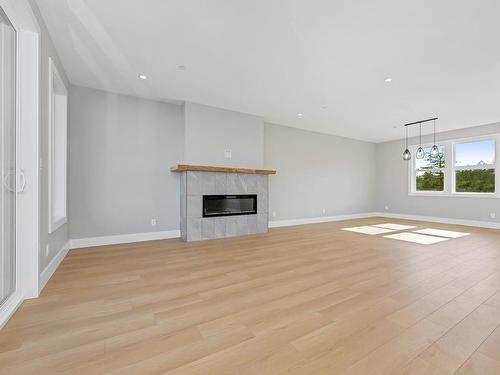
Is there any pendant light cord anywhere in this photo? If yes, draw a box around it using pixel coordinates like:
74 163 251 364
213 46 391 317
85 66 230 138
433 119 436 145
419 123 422 147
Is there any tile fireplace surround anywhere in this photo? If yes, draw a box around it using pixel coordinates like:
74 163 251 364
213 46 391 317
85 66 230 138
172 165 276 241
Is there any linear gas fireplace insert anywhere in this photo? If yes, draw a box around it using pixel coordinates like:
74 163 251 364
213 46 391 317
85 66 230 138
203 194 257 217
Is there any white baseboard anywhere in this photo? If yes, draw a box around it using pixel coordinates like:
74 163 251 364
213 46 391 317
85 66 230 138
39 241 70 292
269 212 377 228
0 291 23 330
69 230 181 249
374 212 500 230
268 211 500 230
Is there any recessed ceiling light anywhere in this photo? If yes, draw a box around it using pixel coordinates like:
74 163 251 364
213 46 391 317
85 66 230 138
178 65 186 71
321 105 328 109
297 113 303 117
139 74 147 80
385 77 393 83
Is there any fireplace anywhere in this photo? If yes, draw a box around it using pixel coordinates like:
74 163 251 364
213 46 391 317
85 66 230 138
173 165 275 241
203 195 257 217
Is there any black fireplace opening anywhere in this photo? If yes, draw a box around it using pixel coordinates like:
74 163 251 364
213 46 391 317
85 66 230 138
203 195 257 217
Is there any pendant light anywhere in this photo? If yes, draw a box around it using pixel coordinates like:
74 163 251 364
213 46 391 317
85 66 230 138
431 118 439 156
403 126 411 160
416 123 424 159
401 117 438 160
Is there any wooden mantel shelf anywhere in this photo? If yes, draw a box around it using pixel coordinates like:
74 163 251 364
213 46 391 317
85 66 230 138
171 164 276 175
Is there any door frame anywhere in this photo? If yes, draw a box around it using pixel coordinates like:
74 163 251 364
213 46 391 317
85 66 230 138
0 0 40 329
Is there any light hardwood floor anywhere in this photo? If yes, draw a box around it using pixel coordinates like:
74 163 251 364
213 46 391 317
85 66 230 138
1 217 500 374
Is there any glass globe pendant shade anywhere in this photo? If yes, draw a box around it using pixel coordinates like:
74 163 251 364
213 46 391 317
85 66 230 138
403 149 411 160
416 147 425 159
431 145 439 156
430 119 439 156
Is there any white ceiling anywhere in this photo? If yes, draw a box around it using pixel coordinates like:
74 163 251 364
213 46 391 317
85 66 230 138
35 0 500 142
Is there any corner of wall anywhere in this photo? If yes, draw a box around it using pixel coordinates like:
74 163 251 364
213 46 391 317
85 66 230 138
29 0 71 279
39 240 70 293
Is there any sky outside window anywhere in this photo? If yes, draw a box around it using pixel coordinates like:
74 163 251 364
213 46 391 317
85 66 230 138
455 140 495 167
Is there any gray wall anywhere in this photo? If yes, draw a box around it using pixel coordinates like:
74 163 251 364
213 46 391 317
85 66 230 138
376 122 500 223
184 102 264 169
67 88 500 241
69 85 184 239
265 123 376 221
29 0 70 273
68 94 378 239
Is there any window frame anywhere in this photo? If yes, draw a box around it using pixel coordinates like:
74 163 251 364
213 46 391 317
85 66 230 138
48 57 68 233
409 143 447 195
408 134 500 198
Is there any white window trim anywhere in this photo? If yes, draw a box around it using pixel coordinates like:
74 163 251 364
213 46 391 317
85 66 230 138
408 143 448 196
451 137 496 197
47 57 68 233
408 134 500 198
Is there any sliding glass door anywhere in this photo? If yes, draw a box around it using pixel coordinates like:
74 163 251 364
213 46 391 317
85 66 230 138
0 8 16 306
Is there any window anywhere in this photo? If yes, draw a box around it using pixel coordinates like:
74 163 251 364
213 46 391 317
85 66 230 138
48 58 68 233
414 145 445 192
454 139 495 193
409 135 499 197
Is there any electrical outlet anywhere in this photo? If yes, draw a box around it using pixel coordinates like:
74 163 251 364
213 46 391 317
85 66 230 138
272 211 276 217
45 244 49 257
385 205 389 211
151 218 157 226
224 149 232 159
490 212 496 219
322 208 326 214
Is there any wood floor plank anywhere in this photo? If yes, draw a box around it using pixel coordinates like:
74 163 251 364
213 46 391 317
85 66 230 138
419 304 500 374
400 357 449 375
455 351 500 375
477 315 500 363
338 318 447 375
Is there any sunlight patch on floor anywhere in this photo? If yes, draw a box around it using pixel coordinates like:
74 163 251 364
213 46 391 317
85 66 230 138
373 223 416 231
342 223 471 245
384 232 449 245
342 226 396 235
413 228 470 238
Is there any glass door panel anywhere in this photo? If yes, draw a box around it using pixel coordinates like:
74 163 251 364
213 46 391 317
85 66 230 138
0 7 16 306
